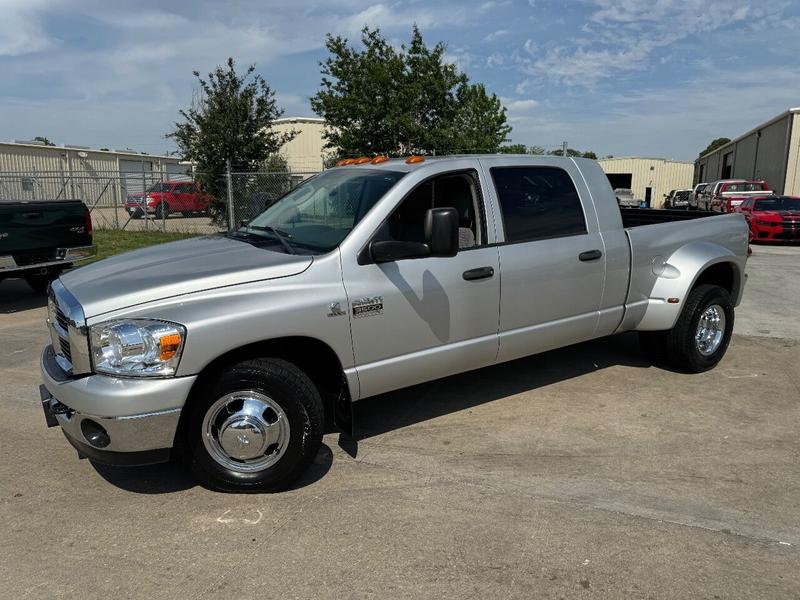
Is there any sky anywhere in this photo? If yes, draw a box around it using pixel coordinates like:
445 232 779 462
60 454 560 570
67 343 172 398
1 0 799 161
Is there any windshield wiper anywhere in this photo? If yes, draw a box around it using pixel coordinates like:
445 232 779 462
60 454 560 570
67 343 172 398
245 225 295 255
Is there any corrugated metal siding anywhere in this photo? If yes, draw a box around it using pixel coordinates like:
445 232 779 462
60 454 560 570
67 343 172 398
0 142 182 204
272 119 329 172
597 157 694 208
694 109 800 194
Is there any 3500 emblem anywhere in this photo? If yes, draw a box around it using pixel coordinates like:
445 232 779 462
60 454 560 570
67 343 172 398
352 296 383 318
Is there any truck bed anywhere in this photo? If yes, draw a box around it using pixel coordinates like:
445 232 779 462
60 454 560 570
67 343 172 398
620 207 719 228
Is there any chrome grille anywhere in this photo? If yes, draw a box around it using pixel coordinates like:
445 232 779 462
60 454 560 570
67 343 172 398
47 280 90 375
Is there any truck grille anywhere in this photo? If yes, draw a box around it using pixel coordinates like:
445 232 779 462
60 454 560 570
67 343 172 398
47 280 90 375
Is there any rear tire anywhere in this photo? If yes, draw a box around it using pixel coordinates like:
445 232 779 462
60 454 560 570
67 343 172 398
187 358 324 492
645 284 734 373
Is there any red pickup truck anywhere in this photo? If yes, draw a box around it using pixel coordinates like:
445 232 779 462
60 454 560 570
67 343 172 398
736 195 800 242
125 181 210 219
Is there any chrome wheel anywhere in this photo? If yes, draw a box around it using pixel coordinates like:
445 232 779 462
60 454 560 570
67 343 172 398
695 304 726 356
202 391 290 472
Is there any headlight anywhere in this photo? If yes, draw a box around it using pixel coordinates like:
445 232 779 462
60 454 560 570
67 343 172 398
89 319 186 377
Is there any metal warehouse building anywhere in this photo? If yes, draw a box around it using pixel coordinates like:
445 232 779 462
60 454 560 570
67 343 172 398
597 157 694 208
694 107 800 195
272 117 331 173
0 140 187 205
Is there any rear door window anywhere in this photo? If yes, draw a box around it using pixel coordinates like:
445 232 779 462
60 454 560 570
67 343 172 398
490 166 587 243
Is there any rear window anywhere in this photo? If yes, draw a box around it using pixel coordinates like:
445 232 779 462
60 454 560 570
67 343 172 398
723 182 766 193
754 197 800 211
490 166 587 243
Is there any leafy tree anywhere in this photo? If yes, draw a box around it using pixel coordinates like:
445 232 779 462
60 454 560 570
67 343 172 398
498 144 546 155
169 58 295 225
33 136 55 146
698 137 731 158
311 26 510 157
547 148 598 159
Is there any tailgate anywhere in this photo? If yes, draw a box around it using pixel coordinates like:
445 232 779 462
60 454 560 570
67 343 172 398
0 200 91 255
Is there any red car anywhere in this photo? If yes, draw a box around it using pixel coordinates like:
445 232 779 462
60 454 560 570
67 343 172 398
125 181 210 219
737 195 800 242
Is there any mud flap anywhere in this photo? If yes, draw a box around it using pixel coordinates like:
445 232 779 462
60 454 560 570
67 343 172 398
332 388 355 438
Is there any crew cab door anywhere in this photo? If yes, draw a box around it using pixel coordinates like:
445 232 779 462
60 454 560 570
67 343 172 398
479 159 607 362
341 167 500 399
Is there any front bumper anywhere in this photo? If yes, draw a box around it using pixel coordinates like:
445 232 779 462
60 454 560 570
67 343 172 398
40 345 197 465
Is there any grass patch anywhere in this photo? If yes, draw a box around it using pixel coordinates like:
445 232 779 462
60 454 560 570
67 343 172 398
89 230 200 263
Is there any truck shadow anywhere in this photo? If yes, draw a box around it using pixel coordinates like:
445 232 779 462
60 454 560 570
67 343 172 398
348 332 665 446
92 332 662 494
0 278 48 312
91 444 335 494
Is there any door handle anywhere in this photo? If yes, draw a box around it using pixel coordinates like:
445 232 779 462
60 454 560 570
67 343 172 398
578 249 603 262
462 266 494 281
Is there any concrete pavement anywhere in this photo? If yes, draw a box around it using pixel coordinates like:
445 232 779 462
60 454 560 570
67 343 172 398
0 245 798 599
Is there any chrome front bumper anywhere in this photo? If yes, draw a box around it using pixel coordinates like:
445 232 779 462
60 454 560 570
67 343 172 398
40 346 197 464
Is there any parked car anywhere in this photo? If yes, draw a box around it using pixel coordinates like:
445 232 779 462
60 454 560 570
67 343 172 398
664 189 691 209
40 156 748 491
0 199 95 292
736 195 800 242
125 181 210 219
689 183 708 210
614 187 637 207
698 179 771 212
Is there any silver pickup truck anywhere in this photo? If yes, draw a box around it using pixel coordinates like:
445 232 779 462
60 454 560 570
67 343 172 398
39 156 749 491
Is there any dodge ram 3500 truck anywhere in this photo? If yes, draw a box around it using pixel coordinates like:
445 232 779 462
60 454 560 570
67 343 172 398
39 156 749 492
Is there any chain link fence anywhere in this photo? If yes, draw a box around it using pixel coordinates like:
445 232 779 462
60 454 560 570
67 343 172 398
0 168 319 235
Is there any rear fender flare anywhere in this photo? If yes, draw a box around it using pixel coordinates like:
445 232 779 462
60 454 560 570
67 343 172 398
635 241 744 331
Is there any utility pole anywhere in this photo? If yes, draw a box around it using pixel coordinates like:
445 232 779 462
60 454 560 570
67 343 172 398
562 141 568 157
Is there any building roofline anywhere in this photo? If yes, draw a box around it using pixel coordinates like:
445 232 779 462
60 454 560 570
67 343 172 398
0 140 178 160
597 156 693 165
697 107 800 161
273 116 326 124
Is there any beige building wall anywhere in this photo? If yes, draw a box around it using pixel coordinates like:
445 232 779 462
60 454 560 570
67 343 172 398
272 117 330 173
598 157 694 208
783 112 800 196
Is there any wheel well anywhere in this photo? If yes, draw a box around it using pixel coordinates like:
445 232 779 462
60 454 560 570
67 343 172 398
173 337 347 450
693 262 737 300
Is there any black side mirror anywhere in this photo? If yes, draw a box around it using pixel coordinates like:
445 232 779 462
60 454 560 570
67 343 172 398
425 207 459 257
369 207 459 263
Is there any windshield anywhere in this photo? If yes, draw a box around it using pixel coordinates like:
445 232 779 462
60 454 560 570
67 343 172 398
146 183 171 193
245 168 405 254
755 197 800 211
724 182 766 193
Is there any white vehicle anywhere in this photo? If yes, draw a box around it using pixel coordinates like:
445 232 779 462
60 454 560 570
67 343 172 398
614 188 637 207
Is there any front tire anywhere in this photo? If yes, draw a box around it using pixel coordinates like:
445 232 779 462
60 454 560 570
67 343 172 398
187 358 324 492
154 202 170 220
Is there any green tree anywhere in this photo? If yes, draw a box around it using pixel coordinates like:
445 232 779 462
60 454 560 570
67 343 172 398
498 144 546 155
169 58 295 225
311 26 510 156
33 136 55 146
582 150 598 160
698 137 731 158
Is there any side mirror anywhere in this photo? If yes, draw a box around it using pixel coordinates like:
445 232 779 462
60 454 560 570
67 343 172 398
369 207 459 263
425 207 459 257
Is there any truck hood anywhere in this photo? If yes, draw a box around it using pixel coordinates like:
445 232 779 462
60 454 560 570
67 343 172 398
60 235 313 317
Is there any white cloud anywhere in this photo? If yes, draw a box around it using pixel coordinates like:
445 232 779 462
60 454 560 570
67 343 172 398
0 0 54 56
483 29 510 42
531 0 789 86
501 97 539 114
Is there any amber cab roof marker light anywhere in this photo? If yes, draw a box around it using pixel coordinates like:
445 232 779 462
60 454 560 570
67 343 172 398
371 155 390 164
353 156 372 164
405 155 425 164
